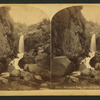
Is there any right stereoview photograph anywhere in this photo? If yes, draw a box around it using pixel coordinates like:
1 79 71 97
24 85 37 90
51 5 100 89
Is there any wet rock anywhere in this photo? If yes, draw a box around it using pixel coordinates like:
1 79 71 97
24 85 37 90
7 64 15 72
18 56 35 69
79 64 86 71
52 56 71 77
10 69 21 77
24 64 43 74
81 68 91 76
35 53 48 62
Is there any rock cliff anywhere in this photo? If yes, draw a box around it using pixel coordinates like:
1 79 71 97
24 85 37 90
52 6 88 62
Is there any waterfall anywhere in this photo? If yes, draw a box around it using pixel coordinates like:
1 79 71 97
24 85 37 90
81 34 96 69
90 34 96 53
9 35 24 70
19 35 24 54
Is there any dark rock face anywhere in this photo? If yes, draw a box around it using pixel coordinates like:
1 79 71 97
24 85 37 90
52 6 88 60
0 7 15 58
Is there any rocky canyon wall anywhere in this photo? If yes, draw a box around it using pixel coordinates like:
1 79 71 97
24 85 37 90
52 6 89 62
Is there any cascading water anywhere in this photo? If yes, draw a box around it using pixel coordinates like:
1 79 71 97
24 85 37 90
9 35 24 70
81 34 96 69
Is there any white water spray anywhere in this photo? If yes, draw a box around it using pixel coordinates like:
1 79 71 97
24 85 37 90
9 35 24 70
81 34 96 69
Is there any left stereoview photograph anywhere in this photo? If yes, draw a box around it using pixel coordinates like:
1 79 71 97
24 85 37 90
0 5 50 90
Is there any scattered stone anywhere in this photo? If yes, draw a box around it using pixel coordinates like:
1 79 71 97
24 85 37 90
81 80 88 85
24 73 35 82
0 77 8 84
94 75 100 80
10 69 21 77
91 69 100 77
38 47 44 54
81 68 91 76
71 71 81 77
52 56 71 77
21 70 30 78
35 53 48 62
34 75 42 81
68 76 79 83
1 72 10 78
40 83 49 90
20 71 36 82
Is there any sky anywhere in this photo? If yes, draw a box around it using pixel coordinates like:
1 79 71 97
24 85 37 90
81 5 100 24
1 4 100 25
9 5 49 26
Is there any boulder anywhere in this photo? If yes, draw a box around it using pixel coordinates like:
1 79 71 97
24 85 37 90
0 77 8 84
81 68 91 76
7 64 15 72
24 64 43 74
10 69 21 77
79 64 86 71
95 63 100 70
41 70 51 81
71 71 81 77
37 59 50 69
24 73 35 82
20 71 36 81
68 76 79 83
37 46 44 54
91 69 100 77
6 58 12 64
44 44 50 54
21 70 30 78
94 75 100 81
18 56 35 69
35 53 48 63
52 56 71 77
